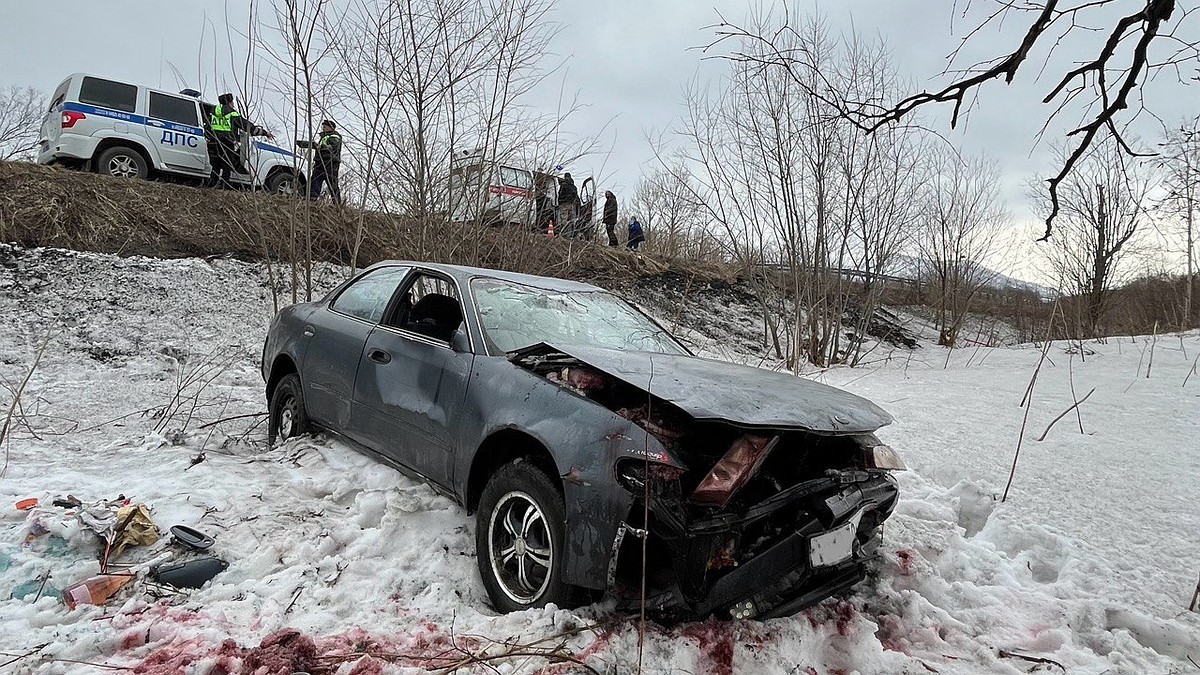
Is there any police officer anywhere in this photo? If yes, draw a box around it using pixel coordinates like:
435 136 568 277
296 120 342 205
207 93 273 189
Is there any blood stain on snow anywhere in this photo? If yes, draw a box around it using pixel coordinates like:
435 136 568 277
896 548 917 576
678 619 735 675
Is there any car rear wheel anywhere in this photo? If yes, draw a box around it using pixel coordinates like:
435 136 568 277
96 146 148 180
476 460 572 612
268 373 310 445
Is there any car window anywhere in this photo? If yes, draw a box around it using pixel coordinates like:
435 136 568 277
471 279 686 355
149 92 199 126
388 273 465 343
500 166 532 190
79 77 137 114
331 266 411 323
49 79 70 112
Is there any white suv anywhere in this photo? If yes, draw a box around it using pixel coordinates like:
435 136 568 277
37 73 303 193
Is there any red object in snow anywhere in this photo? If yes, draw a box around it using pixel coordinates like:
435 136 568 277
690 435 779 508
15 498 38 511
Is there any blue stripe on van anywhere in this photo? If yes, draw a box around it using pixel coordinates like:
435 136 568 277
63 101 204 137
254 141 294 158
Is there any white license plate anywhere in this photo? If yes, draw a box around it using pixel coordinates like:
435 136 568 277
809 512 862 567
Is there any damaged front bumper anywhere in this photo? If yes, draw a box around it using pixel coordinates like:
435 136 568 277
614 468 899 620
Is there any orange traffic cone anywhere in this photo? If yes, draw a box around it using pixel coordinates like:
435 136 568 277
547 219 556 238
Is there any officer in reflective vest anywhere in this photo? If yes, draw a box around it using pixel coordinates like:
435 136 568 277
207 93 273 189
296 119 342 205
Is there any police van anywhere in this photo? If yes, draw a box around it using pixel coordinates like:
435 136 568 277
37 73 303 193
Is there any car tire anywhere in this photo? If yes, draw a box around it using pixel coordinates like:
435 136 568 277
268 373 311 445
95 146 149 180
476 460 573 613
264 170 299 195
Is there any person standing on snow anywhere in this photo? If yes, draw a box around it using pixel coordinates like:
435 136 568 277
627 216 645 251
296 119 343 205
207 93 274 189
556 172 579 237
602 190 619 246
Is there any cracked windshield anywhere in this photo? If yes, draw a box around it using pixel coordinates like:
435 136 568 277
472 279 686 355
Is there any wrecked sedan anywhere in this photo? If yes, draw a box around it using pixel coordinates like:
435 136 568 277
261 262 903 619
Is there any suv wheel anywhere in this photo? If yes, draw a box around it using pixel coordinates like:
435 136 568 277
96 146 148 179
268 373 310 445
265 171 299 195
476 461 573 612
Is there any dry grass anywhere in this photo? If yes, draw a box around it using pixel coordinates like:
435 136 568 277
0 161 734 286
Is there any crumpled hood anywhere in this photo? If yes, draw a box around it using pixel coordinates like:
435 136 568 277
528 343 893 433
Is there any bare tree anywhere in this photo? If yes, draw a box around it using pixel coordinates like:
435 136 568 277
916 148 1006 347
629 164 710 259
705 1 1197 240
0 86 47 162
678 12 928 367
1039 139 1152 337
1158 120 1200 328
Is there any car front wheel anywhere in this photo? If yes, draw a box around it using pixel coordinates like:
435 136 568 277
268 372 310 445
476 460 572 612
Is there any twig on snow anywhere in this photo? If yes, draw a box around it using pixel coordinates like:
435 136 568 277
1184 355 1198 388
998 649 1065 671
1146 321 1159 379
196 412 268 429
1004 302 1058 502
1035 388 1096 442
1 332 54 478
0 643 50 669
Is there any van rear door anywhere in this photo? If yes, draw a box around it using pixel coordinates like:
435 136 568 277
38 77 72 158
147 91 207 176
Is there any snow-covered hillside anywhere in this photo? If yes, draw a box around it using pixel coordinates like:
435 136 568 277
0 245 1197 674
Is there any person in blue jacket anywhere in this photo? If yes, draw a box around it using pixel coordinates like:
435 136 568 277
627 216 645 250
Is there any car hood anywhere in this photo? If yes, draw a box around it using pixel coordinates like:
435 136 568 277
522 343 893 433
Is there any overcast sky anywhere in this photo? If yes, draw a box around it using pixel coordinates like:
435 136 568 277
2 1 1194 281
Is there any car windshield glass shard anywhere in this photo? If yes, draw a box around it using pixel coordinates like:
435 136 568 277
472 279 685 354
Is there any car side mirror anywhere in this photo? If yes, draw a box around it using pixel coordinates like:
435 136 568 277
450 328 470 353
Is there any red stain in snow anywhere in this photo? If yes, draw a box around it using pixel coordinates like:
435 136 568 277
128 621 483 674
678 619 735 675
896 548 917 576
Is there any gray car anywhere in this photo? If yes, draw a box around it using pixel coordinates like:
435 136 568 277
260 262 903 619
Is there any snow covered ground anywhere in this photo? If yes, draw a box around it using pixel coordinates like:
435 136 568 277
0 244 1197 674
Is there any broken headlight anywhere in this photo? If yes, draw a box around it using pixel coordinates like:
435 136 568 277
689 434 780 509
864 444 906 471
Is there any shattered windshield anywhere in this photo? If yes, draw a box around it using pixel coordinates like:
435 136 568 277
471 279 687 355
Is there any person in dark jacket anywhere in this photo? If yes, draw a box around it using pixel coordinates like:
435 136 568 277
602 190 618 246
556 172 578 236
207 93 273 189
296 119 343 205
627 216 645 251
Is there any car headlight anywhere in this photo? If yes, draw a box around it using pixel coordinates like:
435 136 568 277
867 444 906 471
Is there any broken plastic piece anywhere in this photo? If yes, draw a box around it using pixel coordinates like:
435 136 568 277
15 498 38 511
690 435 779 509
151 557 228 589
170 525 215 551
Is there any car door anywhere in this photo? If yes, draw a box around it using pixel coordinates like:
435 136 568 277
300 266 411 433
350 271 474 487
147 91 208 176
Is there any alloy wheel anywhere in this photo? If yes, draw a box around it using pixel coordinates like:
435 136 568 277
107 155 138 178
488 491 553 604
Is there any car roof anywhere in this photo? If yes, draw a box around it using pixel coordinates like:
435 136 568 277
371 261 604 293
